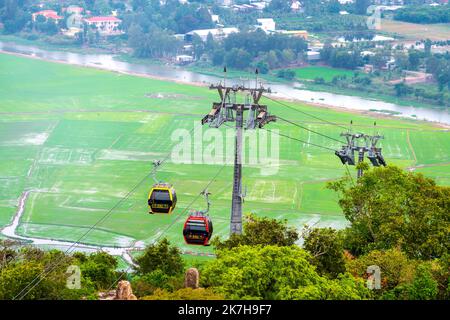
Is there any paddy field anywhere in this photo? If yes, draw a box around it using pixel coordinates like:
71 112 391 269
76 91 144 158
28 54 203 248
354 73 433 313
0 53 449 256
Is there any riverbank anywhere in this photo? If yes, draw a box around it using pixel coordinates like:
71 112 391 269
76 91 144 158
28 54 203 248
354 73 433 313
1 49 448 130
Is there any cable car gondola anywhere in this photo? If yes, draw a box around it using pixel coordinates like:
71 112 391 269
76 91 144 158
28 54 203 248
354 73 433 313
182 190 213 246
147 160 177 214
148 183 177 214
183 212 213 246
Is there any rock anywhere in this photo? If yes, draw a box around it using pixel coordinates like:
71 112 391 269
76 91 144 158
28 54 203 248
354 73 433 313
98 290 116 300
114 280 137 300
184 268 199 289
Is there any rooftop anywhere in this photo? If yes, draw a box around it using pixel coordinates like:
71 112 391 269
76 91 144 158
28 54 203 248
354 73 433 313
84 16 122 23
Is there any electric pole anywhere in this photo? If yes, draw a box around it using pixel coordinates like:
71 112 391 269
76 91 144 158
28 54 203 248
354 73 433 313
201 70 276 235
335 122 387 178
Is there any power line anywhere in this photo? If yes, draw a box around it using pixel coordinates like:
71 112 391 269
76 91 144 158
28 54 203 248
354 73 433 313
153 163 228 243
263 127 337 152
264 95 349 130
14 127 195 300
277 115 346 144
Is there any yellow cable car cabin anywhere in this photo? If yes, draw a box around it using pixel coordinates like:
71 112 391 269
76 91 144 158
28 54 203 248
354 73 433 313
148 183 177 214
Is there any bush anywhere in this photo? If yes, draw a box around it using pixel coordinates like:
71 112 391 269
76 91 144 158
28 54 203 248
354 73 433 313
142 287 224 300
276 69 296 80
134 238 184 276
303 227 346 279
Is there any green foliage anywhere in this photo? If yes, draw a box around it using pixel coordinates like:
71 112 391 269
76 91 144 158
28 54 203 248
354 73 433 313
394 5 450 24
212 214 299 250
407 263 438 300
346 248 416 296
0 249 84 300
201 245 370 300
303 227 346 279
328 166 450 259
75 252 119 290
276 69 296 80
320 43 363 70
132 269 184 298
134 238 184 276
279 273 371 300
142 287 225 300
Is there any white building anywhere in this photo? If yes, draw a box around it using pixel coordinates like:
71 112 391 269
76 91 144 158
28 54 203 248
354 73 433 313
211 14 220 23
307 51 321 61
176 55 195 64
84 16 122 36
185 27 239 42
291 0 301 12
256 18 276 33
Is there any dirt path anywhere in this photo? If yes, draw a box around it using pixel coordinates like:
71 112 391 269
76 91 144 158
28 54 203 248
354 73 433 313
406 129 418 166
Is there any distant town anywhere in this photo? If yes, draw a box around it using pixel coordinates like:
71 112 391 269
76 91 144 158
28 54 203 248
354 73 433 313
0 0 449 107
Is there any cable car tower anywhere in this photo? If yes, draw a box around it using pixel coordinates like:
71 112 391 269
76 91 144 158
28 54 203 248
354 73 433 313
201 68 276 235
335 122 387 178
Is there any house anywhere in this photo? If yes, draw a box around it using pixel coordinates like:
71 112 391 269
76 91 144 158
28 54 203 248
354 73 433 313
65 6 84 15
32 10 63 22
84 16 122 35
256 18 276 33
279 30 308 40
291 0 301 12
216 0 234 6
211 14 220 23
307 51 321 61
363 64 375 73
361 50 376 57
176 55 195 65
185 27 239 42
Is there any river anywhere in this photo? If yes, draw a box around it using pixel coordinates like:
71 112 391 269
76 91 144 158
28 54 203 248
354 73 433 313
1 40 449 125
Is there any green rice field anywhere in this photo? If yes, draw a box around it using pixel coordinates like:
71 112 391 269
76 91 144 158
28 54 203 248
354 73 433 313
291 66 358 82
0 53 449 256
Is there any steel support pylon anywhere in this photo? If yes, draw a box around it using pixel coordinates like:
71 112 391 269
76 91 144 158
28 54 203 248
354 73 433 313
230 105 243 235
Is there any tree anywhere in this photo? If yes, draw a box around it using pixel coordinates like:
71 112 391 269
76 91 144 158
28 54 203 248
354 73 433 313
354 0 371 15
212 48 225 66
134 238 184 276
346 248 416 296
408 50 421 70
142 287 224 300
328 166 450 259
132 269 183 297
407 264 438 300
0 248 91 300
255 61 269 74
213 214 299 250
224 48 251 69
76 252 118 290
201 245 370 300
394 82 412 97
277 69 296 80
303 227 346 279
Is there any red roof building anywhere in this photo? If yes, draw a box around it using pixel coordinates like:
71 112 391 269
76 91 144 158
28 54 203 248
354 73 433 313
84 16 122 35
84 16 121 23
32 10 63 21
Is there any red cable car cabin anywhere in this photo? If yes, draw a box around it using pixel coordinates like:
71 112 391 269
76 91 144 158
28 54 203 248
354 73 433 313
183 213 213 246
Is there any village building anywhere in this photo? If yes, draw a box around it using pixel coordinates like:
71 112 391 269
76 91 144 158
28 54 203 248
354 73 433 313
256 18 276 33
279 30 308 40
306 51 321 61
84 16 123 36
291 0 302 12
64 6 84 15
185 27 239 42
32 10 63 22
